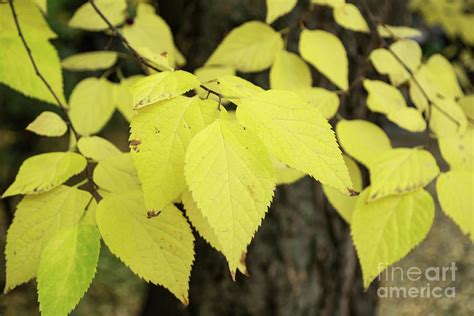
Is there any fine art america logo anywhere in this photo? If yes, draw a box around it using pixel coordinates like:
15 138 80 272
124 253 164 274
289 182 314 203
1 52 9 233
377 262 457 299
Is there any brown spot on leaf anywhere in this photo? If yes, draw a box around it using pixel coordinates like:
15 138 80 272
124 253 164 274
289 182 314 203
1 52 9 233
348 188 359 196
147 210 161 219
129 139 141 152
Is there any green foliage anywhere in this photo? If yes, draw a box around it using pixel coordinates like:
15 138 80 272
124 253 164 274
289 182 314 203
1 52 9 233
1 0 473 315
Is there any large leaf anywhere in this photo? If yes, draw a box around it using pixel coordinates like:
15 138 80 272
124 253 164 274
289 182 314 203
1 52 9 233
77 136 121 161
437 171 474 242
299 29 349 90
237 90 353 193
93 153 140 193
37 225 100 316
184 119 276 273
96 191 194 304
4 186 91 292
368 148 439 201
206 21 284 72
130 96 220 212
3 152 87 197
352 188 435 288
0 0 64 104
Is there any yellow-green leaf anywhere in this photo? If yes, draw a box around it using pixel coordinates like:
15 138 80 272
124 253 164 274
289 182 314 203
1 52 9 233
3 152 87 197
206 21 284 72
0 0 64 105
131 70 200 109
4 186 91 292
115 75 143 121
216 75 264 105
270 50 312 90
437 171 474 242
69 78 116 136
122 3 185 69
26 111 67 137
93 153 140 193
77 136 121 161
322 155 362 223
68 0 126 31
336 119 392 168
458 94 474 120
130 96 220 212
377 25 421 39
429 97 467 137
195 66 235 102
272 157 305 185
62 51 118 71
295 87 340 119
352 188 434 288
438 125 473 171
184 119 276 272
266 0 298 24
300 29 349 90
37 225 100 316
386 107 426 132
333 3 368 32
369 39 421 86
237 90 353 193
368 148 440 201
311 0 345 7
96 191 194 304
363 79 406 114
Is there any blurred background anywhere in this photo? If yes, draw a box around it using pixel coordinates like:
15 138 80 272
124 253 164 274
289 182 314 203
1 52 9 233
0 0 473 315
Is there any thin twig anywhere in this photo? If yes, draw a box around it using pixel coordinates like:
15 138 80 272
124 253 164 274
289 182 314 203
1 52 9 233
8 0 101 202
358 0 460 126
87 0 224 101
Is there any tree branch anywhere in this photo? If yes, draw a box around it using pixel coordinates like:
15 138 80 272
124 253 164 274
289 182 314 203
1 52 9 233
358 0 460 126
8 0 102 202
87 0 224 101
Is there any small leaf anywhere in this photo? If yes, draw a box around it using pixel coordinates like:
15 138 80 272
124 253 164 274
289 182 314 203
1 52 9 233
115 75 144 121
333 3 368 32
185 119 276 272
26 111 67 137
93 153 140 193
3 152 87 197
270 50 312 90
429 97 467 137
336 120 392 168
130 96 221 212
272 157 305 185
386 107 426 132
352 188 435 288
377 25 421 39
37 225 100 316
437 171 474 242
131 70 200 109
68 0 126 31
77 136 121 161
62 51 118 71
369 148 440 201
311 0 345 7
369 39 421 86
237 90 353 193
266 0 298 24
300 29 349 90
96 191 194 304
363 79 406 114
322 155 362 222
4 186 91 292
69 78 117 136
206 21 284 72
